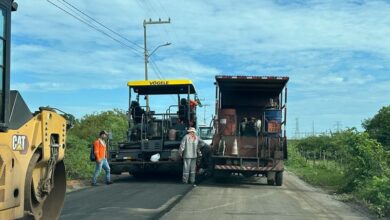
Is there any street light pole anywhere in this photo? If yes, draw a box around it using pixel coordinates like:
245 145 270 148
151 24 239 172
143 18 171 109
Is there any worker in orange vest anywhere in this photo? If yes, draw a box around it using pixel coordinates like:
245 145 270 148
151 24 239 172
92 130 113 186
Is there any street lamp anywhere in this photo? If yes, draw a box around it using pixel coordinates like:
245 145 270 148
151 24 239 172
144 42 171 80
148 42 171 58
144 42 171 109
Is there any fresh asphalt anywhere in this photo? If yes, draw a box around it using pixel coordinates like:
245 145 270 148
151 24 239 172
60 174 192 220
61 172 375 220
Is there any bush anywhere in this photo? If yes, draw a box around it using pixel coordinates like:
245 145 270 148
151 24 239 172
357 175 390 217
68 109 128 146
288 127 389 217
64 134 95 179
64 109 128 180
332 129 387 192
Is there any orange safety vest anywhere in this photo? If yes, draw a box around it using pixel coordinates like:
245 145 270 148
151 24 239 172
189 99 197 109
93 138 107 162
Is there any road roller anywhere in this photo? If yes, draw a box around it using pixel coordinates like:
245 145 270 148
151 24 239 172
0 1 70 219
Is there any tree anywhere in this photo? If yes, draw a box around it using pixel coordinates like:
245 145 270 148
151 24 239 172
68 109 128 146
362 106 390 151
64 109 128 179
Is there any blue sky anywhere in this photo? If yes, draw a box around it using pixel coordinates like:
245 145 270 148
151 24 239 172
10 0 390 137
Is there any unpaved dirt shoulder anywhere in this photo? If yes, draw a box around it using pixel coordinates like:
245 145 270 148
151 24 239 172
284 171 378 219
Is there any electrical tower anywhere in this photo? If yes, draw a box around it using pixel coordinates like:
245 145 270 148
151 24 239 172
312 120 315 136
294 118 300 139
335 121 342 132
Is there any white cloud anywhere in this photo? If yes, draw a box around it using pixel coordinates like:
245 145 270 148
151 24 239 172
151 56 220 81
8 0 390 134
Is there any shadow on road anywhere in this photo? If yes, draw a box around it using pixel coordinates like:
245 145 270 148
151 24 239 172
113 172 183 184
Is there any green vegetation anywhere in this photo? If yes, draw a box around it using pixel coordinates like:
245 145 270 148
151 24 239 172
286 141 345 191
64 109 128 179
363 106 390 151
287 106 390 217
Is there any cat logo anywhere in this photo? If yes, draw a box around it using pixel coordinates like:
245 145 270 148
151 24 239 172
12 135 29 154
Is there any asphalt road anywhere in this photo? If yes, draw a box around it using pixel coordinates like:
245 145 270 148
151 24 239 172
61 172 375 220
162 172 374 220
60 174 192 220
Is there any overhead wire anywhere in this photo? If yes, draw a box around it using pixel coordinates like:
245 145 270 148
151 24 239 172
47 0 143 55
61 0 144 51
143 0 173 44
149 58 163 79
149 57 177 103
147 0 176 43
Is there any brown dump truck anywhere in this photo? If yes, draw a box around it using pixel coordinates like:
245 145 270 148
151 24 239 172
211 75 289 185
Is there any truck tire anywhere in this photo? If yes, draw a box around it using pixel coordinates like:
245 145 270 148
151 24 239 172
275 171 283 186
130 172 144 178
110 166 122 175
267 179 275 185
213 170 230 183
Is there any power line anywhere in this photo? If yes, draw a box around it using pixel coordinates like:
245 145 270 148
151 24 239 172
149 57 176 103
47 0 143 55
61 0 144 51
149 58 163 79
138 0 174 46
144 0 172 41
152 1 180 44
56 1 105 31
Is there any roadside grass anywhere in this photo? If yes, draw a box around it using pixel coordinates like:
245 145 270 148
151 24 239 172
286 138 390 218
285 144 345 192
286 164 345 192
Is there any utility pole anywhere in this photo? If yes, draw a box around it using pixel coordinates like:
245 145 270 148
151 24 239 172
143 18 171 109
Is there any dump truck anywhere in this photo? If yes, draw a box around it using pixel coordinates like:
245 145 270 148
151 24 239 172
211 75 289 185
0 1 71 219
109 79 201 176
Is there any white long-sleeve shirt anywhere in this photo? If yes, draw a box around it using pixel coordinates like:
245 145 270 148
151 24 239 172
179 134 207 159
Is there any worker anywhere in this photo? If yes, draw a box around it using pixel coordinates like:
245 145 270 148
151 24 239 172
240 117 248 136
178 98 188 123
245 117 258 136
189 99 197 110
92 130 113 186
179 127 208 186
130 101 144 123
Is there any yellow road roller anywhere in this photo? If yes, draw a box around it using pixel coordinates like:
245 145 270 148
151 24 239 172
0 1 70 219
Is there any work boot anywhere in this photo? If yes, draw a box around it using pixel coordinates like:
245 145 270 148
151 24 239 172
106 181 113 185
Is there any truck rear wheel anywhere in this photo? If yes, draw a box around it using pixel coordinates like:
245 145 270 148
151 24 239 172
275 171 283 186
267 179 275 185
213 170 230 183
24 152 66 220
